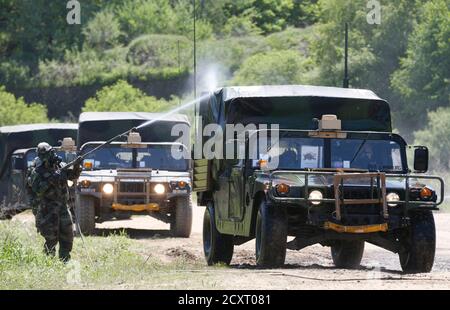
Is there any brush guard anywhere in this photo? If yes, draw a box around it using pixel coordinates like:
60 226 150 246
113 168 153 205
332 172 388 221
268 171 445 230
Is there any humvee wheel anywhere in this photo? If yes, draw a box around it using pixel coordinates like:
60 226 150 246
331 240 365 269
255 200 287 268
74 194 96 236
203 203 234 265
170 195 193 237
399 210 435 273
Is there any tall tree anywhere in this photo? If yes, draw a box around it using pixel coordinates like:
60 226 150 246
392 0 450 129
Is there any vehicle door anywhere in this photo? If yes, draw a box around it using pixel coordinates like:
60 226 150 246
216 159 233 220
228 159 244 221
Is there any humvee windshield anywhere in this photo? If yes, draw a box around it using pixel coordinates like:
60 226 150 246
261 137 404 172
81 144 188 171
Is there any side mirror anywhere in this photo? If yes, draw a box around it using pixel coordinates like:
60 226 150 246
13 157 25 170
414 146 428 173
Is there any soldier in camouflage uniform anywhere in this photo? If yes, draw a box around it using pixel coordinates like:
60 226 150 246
28 142 82 262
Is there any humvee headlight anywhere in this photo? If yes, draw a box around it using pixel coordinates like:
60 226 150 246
154 183 165 194
387 192 400 207
276 183 290 195
309 190 323 205
80 179 91 188
102 183 114 195
178 181 187 189
420 187 433 200
67 180 74 187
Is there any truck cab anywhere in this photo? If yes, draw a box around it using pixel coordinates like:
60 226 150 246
75 112 193 237
0 124 78 218
194 85 444 273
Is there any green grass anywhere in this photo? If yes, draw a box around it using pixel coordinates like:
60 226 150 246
0 220 213 290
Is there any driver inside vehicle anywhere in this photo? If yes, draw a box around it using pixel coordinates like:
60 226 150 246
352 143 378 170
278 140 299 169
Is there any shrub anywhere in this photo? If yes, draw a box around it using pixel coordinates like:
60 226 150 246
222 14 261 37
82 80 176 113
115 0 175 40
0 86 48 126
82 11 122 51
0 61 31 88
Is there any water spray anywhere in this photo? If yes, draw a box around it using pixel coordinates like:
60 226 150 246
62 93 210 171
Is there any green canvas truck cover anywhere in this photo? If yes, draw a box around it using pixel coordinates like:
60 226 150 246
199 85 392 132
0 123 78 179
77 112 190 148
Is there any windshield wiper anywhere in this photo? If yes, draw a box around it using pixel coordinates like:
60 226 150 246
350 139 367 164
266 131 289 154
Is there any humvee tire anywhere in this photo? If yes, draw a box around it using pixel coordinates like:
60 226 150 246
331 240 365 269
203 203 234 265
255 200 287 267
75 194 96 236
399 210 435 273
170 195 193 237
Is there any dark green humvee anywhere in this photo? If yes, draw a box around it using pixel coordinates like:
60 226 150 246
193 85 444 273
0 124 78 218
75 112 193 237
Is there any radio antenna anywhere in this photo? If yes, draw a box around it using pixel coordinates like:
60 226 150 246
343 23 350 88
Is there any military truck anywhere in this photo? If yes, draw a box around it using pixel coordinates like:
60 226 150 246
194 85 444 273
75 112 193 237
0 124 78 218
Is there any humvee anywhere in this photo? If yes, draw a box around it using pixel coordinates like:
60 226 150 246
75 112 193 237
0 124 78 218
194 85 444 273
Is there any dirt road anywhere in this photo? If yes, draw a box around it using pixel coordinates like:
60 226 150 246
96 206 450 290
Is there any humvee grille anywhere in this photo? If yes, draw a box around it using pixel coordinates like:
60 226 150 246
119 182 145 193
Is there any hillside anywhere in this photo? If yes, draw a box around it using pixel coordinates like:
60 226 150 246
0 0 449 170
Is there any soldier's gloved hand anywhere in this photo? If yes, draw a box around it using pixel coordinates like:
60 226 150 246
75 156 83 164
73 156 83 174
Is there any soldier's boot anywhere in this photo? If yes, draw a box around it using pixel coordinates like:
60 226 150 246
44 238 57 257
59 247 71 263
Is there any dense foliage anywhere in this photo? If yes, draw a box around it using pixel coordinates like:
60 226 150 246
0 0 448 168
0 86 48 126
82 80 177 113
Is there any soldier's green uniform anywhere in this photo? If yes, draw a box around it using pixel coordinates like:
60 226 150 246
28 143 81 261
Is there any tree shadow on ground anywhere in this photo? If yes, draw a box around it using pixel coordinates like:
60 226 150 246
93 227 173 239
230 262 404 276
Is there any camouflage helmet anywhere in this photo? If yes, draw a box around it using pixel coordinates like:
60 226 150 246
36 142 53 159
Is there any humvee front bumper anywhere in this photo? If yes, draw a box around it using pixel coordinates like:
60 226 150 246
323 221 388 233
111 203 160 212
268 170 444 231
